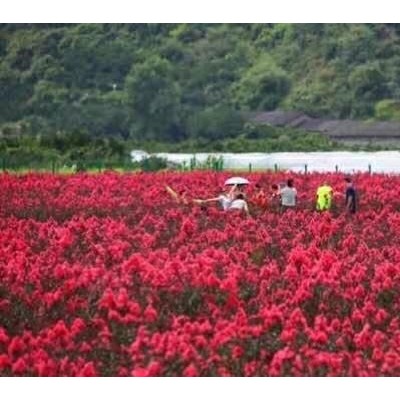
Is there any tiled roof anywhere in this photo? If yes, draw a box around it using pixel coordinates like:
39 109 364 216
251 111 400 138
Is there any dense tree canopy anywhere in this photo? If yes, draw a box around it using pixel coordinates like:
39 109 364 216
1 23 400 143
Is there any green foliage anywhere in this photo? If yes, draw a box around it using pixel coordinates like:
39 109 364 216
2 23 400 152
186 104 244 141
125 55 183 141
335 24 376 64
375 99 400 121
348 62 389 117
0 132 132 171
284 65 353 118
29 80 69 116
233 56 291 110
0 64 27 122
137 156 167 172
128 125 349 153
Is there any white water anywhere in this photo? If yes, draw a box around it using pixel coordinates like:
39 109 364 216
131 151 400 173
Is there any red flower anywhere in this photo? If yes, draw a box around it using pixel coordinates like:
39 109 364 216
143 305 158 323
0 328 9 345
78 362 96 377
8 337 26 358
12 358 27 374
0 171 399 376
132 367 150 377
0 354 10 369
183 363 198 377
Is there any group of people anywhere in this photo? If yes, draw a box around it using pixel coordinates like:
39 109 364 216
313 176 357 214
166 182 251 214
166 176 357 216
252 176 357 214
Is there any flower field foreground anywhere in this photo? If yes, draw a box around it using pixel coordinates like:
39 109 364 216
0 171 399 377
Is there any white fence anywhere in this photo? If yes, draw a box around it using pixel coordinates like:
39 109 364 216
131 151 400 173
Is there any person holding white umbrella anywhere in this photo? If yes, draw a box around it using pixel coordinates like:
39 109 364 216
223 176 249 202
193 176 250 214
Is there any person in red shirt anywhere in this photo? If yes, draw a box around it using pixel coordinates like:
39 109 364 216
252 183 268 212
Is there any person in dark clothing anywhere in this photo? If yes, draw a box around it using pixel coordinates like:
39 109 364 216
344 176 357 214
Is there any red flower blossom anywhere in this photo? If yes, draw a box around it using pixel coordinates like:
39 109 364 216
0 171 399 376
183 363 198 377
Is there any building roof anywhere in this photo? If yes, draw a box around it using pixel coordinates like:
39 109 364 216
251 111 400 138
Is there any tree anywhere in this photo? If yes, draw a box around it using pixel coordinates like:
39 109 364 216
335 24 376 64
29 80 69 116
125 55 183 141
232 56 291 110
348 62 389 117
0 64 26 122
285 65 352 118
3 23 400 144
374 99 400 121
58 24 137 90
186 104 244 141
180 24 254 110
59 91 130 137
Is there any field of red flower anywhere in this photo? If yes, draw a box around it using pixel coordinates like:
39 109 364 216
0 171 399 376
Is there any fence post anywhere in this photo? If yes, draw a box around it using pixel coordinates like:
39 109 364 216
304 164 308 174
368 164 372 174
249 163 252 173
335 165 338 173
190 156 196 171
274 163 278 173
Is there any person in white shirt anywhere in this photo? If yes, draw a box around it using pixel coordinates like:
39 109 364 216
228 193 250 215
193 184 238 210
216 193 233 210
279 179 297 211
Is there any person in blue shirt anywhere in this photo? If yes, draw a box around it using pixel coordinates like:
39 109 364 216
344 176 357 214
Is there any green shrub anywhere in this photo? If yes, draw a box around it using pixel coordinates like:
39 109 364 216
139 156 167 172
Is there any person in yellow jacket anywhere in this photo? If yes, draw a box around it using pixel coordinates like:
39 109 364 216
316 182 334 211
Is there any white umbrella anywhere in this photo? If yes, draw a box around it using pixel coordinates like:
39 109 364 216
224 177 250 186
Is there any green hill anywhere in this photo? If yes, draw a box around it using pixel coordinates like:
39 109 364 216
1 23 400 162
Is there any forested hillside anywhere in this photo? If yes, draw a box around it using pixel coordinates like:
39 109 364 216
1 23 400 157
